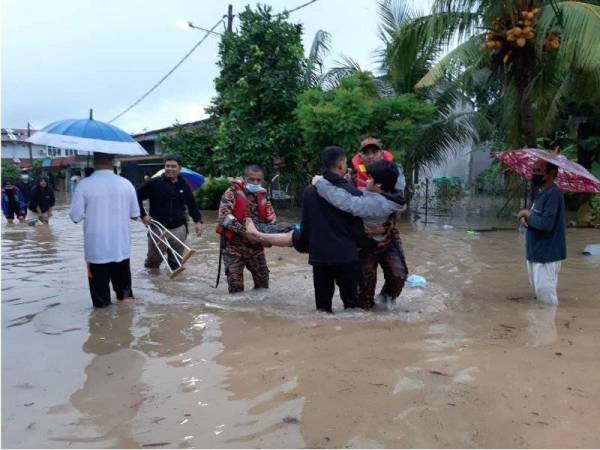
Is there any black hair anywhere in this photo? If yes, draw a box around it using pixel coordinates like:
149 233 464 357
244 164 264 175
545 161 559 176
84 167 95 177
93 152 114 164
164 154 182 166
38 176 49 184
321 146 346 171
367 160 399 193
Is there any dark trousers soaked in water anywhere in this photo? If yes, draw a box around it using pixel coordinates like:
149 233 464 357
223 249 269 294
312 263 359 313
87 258 133 308
358 238 408 309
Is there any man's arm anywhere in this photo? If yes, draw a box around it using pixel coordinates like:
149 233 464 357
69 186 85 223
315 178 389 218
217 188 246 234
128 183 140 219
136 180 151 219
527 191 561 232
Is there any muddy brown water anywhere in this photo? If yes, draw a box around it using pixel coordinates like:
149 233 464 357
2 198 600 448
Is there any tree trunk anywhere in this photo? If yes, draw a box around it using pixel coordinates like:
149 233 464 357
517 83 536 148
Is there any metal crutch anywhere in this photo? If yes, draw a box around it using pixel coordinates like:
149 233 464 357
150 219 196 266
144 221 195 279
145 223 185 279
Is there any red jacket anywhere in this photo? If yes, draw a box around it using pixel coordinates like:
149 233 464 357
216 181 268 241
351 150 394 188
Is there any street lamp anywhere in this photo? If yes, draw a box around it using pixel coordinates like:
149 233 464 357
175 18 223 36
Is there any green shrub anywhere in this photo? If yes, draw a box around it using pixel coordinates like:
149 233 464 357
194 176 231 210
1 164 20 185
591 196 600 229
475 162 505 195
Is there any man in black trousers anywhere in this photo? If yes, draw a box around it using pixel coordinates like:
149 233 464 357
293 146 365 313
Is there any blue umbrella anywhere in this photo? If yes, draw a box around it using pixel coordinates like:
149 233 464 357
152 167 205 191
27 111 147 156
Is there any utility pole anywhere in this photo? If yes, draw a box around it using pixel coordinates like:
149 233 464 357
227 4 233 33
27 122 33 165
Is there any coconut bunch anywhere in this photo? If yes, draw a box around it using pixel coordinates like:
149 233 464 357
480 7 559 64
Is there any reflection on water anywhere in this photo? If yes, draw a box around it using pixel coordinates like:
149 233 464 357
2 198 600 448
526 305 558 347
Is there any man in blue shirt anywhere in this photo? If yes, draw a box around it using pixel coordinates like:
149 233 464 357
517 159 566 305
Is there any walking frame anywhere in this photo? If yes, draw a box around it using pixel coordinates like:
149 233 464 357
145 219 196 279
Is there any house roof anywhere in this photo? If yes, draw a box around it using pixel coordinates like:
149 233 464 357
132 119 208 141
1 128 39 144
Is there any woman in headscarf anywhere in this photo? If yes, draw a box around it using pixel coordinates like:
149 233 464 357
2 178 27 223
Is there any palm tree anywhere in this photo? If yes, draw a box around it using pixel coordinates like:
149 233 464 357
378 0 484 193
385 0 600 148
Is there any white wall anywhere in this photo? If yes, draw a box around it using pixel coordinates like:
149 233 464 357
1 142 47 160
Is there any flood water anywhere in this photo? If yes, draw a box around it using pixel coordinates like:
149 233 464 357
2 196 600 448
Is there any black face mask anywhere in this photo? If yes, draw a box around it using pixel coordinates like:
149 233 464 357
531 174 545 187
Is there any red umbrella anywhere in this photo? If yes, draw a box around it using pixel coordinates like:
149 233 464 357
495 148 600 194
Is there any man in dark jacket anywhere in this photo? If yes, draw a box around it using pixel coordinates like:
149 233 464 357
29 176 55 223
517 159 566 305
137 155 203 270
293 146 365 312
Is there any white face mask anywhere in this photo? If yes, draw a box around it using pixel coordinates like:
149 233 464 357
245 183 263 194
20 174 29 182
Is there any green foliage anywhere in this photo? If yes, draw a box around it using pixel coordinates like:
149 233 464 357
159 122 218 175
475 162 506 195
383 0 600 149
295 72 437 175
432 176 464 209
210 5 306 176
194 176 231 210
591 195 600 228
1 164 20 185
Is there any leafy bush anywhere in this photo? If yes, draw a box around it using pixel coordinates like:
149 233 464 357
1 164 20 185
591 196 600 229
194 176 231 210
432 177 464 209
159 122 218 176
475 162 505 195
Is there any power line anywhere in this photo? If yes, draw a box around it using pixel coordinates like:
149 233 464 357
108 18 224 124
279 0 319 16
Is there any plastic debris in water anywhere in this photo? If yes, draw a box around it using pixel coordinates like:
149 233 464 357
406 274 427 288
583 244 600 256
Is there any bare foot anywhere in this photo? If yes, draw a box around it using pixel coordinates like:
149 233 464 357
118 297 136 304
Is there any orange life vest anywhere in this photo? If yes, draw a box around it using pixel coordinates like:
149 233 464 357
216 181 268 241
351 150 394 188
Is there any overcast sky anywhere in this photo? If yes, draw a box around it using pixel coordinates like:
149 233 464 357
2 0 430 134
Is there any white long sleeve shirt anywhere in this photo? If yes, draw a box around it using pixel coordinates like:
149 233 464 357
69 170 140 264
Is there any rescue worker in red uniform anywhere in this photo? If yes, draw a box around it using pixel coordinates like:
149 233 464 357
217 165 278 293
351 137 395 188
350 137 409 306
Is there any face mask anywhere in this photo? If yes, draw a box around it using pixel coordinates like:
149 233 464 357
245 183 263 194
531 174 545 187
20 174 29 182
